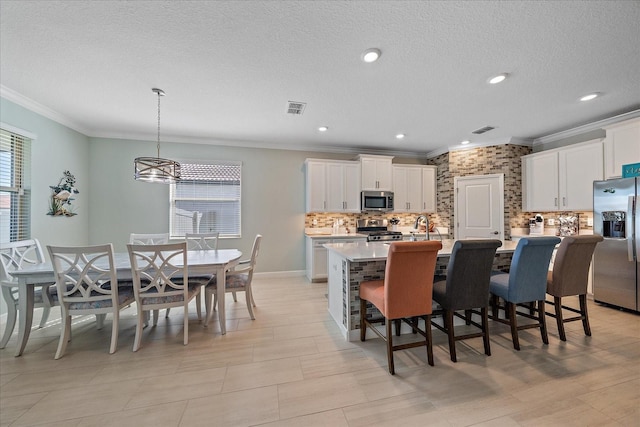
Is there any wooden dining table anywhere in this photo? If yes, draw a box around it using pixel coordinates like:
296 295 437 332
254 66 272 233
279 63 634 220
7 249 242 357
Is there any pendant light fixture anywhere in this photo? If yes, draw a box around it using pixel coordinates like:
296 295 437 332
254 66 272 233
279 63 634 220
134 88 181 183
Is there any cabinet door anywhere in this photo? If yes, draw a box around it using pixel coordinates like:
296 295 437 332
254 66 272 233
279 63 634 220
375 158 393 191
559 142 603 210
405 167 422 212
604 121 640 178
392 167 409 212
360 157 378 190
522 152 559 211
305 161 326 212
343 162 361 212
422 166 437 213
361 157 393 190
326 163 345 211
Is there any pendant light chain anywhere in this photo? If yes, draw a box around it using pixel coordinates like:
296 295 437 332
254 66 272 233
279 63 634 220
156 90 161 158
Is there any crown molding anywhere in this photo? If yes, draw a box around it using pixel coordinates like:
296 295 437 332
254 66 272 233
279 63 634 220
1 85 91 135
426 137 532 158
532 109 640 147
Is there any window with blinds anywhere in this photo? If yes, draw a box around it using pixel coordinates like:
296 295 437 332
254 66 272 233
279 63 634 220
169 162 241 238
0 128 31 243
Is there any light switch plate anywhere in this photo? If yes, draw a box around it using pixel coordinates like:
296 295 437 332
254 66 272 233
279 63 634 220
548 219 555 226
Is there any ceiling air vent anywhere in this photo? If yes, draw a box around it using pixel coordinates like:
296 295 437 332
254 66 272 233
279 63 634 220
286 101 306 115
472 125 495 135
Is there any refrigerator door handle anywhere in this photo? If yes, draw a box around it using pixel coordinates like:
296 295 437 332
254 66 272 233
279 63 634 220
629 195 637 262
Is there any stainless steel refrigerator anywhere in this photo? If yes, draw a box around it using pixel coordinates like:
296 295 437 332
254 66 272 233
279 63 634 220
593 177 639 312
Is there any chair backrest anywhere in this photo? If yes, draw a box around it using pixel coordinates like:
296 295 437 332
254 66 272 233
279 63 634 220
384 240 442 319
443 239 503 310
47 244 119 310
548 234 603 297
185 232 219 250
126 242 188 306
0 239 46 285
247 234 262 270
507 236 561 302
129 233 169 245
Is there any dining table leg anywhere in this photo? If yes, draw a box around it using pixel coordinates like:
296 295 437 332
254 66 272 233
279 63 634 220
216 265 226 335
15 281 35 357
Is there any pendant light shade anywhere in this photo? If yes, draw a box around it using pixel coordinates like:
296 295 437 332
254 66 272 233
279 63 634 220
134 88 181 183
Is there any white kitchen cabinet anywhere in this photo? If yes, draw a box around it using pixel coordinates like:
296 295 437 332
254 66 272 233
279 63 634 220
392 165 437 213
306 236 331 281
305 159 360 213
305 160 327 212
603 117 640 179
326 162 360 212
359 155 393 191
558 142 603 210
306 235 366 282
522 140 603 212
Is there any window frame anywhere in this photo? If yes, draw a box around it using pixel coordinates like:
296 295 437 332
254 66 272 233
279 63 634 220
0 124 33 243
169 161 242 240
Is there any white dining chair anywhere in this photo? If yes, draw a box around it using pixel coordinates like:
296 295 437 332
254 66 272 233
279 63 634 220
127 242 202 351
205 234 262 322
129 233 169 245
0 239 58 349
185 232 219 250
48 243 135 359
129 232 173 317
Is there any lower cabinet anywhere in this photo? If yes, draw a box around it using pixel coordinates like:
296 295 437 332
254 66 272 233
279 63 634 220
305 236 366 282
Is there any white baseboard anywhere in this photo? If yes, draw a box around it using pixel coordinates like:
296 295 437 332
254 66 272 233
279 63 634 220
253 270 306 279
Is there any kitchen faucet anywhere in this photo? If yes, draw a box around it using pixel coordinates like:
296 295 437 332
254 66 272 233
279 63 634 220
413 215 430 241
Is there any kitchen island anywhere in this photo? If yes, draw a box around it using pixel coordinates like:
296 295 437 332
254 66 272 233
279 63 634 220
324 239 519 341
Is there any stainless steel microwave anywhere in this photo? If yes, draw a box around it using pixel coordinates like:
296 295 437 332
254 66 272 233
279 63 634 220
361 191 394 212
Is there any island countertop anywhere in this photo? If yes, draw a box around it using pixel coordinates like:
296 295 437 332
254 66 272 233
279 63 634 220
324 239 519 262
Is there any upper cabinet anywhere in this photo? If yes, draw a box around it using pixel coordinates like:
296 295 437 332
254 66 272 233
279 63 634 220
305 160 327 212
305 159 360 213
603 118 640 179
359 155 393 191
326 162 360 212
522 140 603 212
393 165 437 213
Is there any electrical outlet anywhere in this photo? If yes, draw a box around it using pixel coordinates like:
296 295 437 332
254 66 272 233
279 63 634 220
548 218 555 226
587 217 593 226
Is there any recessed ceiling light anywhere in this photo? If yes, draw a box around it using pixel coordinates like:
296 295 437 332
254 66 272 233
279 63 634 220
580 93 599 102
488 73 508 84
318 126 328 132
361 48 381 63
395 133 405 140
460 140 470 145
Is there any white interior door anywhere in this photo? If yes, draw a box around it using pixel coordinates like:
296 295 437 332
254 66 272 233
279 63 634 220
455 174 504 240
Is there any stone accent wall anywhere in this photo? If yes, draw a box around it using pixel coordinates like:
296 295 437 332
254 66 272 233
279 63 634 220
447 144 532 240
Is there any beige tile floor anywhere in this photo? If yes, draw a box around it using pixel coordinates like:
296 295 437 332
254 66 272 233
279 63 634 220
1 275 639 426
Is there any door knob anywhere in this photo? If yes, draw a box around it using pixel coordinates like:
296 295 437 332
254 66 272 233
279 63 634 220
492 231 499 235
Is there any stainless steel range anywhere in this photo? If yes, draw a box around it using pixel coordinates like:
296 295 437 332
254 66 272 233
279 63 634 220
356 219 404 242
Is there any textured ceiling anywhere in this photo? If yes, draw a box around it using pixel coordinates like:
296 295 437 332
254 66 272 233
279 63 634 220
1 0 639 157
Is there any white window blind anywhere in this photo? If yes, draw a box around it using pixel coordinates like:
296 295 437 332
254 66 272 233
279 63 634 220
169 162 241 238
0 128 31 243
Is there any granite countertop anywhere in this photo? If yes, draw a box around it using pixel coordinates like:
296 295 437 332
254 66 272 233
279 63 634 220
324 239 519 262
